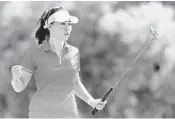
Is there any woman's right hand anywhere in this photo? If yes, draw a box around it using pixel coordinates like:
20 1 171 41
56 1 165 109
11 65 26 92
11 65 23 80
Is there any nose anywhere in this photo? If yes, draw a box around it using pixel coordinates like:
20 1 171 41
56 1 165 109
65 26 69 34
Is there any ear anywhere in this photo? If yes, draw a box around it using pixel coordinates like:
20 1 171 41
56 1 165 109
43 24 48 29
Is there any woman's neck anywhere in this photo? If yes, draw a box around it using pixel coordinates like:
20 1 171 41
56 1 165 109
42 40 65 54
55 41 65 55
50 40 65 54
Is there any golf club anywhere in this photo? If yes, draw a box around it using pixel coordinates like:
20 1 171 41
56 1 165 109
92 27 159 115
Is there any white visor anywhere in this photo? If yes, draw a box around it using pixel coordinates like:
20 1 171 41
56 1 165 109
46 9 79 25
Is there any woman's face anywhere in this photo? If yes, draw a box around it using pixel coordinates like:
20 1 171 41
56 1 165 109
48 21 72 52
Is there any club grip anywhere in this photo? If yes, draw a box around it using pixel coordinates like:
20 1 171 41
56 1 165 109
92 88 113 115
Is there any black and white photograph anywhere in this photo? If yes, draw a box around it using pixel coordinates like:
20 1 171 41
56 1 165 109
0 1 175 118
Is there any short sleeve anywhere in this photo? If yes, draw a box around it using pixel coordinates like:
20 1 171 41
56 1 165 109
21 49 36 74
76 50 80 72
70 47 80 72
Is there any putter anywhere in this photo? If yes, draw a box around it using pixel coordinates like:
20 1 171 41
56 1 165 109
92 27 159 115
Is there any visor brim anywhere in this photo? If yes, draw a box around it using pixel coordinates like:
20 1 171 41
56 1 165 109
47 9 79 24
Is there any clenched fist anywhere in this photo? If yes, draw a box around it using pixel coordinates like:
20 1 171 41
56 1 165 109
11 65 23 79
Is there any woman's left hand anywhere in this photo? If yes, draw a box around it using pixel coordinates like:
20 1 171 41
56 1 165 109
88 98 107 110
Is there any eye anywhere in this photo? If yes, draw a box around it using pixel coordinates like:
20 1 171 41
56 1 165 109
50 22 55 25
60 22 65 25
48 22 55 28
60 22 71 26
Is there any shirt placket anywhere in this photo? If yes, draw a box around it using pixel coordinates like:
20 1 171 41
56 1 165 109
56 46 67 66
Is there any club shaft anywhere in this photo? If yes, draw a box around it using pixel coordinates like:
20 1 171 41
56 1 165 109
92 38 154 115
113 39 152 89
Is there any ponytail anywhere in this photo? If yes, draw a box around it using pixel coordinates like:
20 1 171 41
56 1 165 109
35 15 50 45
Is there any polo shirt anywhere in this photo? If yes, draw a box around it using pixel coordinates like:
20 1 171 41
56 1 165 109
21 42 80 118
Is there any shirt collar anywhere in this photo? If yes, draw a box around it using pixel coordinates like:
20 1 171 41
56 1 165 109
41 41 70 53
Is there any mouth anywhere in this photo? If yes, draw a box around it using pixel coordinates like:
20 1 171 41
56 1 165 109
64 33 69 35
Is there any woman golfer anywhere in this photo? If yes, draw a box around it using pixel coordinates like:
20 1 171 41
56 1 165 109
11 6 107 118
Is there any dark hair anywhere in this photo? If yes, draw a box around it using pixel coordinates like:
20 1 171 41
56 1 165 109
35 6 64 45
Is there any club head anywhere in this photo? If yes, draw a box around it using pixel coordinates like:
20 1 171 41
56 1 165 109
149 27 159 40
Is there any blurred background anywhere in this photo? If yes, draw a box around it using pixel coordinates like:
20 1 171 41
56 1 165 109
1 1 175 118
